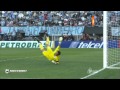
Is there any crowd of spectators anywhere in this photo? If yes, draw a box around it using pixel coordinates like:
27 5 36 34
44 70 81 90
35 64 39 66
108 11 120 27
0 11 103 27
0 11 104 41
107 11 120 40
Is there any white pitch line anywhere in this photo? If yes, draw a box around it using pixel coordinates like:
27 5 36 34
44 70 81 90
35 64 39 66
0 56 42 63
80 68 105 79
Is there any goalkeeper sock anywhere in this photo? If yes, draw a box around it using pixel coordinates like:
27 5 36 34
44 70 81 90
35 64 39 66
46 37 50 45
39 43 44 50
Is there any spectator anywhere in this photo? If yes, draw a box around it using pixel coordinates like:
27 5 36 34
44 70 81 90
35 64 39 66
0 11 104 41
0 11 103 27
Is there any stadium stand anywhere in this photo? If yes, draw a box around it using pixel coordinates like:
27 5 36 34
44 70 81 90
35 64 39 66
0 11 103 41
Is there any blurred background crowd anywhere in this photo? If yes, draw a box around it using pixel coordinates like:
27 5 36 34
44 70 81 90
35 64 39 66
1 11 119 41
0 11 103 27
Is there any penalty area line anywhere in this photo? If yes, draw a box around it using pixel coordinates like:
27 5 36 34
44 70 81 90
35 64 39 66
80 68 105 79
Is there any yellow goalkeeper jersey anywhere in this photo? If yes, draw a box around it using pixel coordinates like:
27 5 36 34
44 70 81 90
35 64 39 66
42 46 60 62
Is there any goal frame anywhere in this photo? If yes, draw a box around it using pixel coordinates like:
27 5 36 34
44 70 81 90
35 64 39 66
103 11 107 68
103 11 120 69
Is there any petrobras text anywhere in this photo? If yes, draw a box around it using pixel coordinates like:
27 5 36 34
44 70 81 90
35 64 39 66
0 41 55 48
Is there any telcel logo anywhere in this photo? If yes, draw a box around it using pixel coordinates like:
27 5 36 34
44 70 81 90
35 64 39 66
78 41 103 48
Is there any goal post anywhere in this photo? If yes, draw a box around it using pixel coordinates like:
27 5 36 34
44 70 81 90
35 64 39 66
103 11 120 69
103 11 108 68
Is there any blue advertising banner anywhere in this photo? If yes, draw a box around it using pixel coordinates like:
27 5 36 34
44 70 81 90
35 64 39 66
56 41 72 48
108 40 120 48
1 26 84 36
55 41 103 48
55 40 120 48
77 41 103 48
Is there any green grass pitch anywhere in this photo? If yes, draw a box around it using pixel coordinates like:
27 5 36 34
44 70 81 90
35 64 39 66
0 48 120 79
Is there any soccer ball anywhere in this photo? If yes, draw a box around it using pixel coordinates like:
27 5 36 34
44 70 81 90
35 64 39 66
51 60 59 64
59 37 63 42
51 60 56 64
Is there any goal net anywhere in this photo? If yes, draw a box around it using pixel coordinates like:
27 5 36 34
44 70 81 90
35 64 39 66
103 11 120 69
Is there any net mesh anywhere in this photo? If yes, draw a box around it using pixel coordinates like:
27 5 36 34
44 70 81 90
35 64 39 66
107 11 120 68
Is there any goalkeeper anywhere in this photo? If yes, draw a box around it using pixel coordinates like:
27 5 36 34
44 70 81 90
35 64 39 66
37 36 63 64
